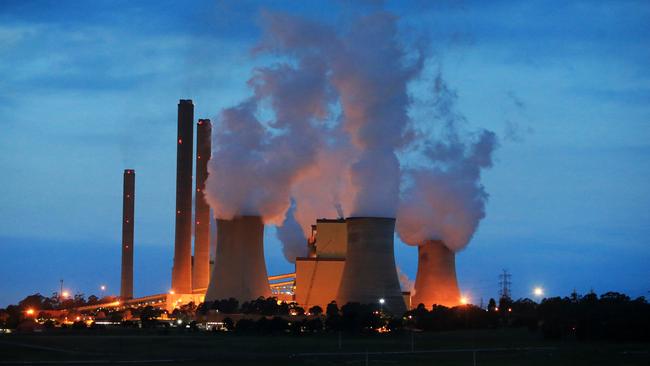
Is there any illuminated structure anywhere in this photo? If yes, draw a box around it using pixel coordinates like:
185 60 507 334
337 217 406 314
172 99 194 294
120 169 135 299
295 219 347 310
412 240 461 308
205 216 271 303
192 119 212 293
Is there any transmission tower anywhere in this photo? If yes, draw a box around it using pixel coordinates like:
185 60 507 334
499 269 512 299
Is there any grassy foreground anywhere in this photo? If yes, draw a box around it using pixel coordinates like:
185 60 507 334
1 328 648 365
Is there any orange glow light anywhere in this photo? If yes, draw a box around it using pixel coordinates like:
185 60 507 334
26 309 35 315
460 296 469 305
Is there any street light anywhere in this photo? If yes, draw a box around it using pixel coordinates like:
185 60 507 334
379 298 385 313
533 286 544 297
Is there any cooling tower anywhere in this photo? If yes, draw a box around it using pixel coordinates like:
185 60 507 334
337 217 406 315
172 99 194 294
205 216 271 303
120 169 135 300
412 240 461 308
192 119 212 292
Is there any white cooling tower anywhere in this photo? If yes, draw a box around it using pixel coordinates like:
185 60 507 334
205 216 271 303
336 217 406 315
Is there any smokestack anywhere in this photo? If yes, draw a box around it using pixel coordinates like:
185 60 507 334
192 119 212 292
120 169 135 300
205 216 271 303
337 217 406 314
172 99 194 294
412 240 461 308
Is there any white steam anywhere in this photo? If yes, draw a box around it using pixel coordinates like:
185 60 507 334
396 74 498 252
205 9 497 258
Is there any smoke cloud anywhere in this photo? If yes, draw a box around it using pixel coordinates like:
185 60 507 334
396 74 498 252
204 26 334 225
206 8 497 256
206 10 424 229
276 200 307 263
397 266 414 293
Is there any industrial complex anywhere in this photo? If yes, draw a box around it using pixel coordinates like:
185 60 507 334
112 100 463 315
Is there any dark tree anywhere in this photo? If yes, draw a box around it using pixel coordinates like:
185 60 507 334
309 305 323 316
325 301 341 331
487 298 497 312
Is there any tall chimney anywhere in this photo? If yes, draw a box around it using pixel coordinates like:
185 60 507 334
172 99 194 294
205 216 271 303
120 169 135 299
192 119 212 292
412 240 461 308
337 217 406 315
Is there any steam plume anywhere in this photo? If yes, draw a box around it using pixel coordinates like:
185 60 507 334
396 74 498 252
206 8 496 256
204 28 333 225
276 200 307 263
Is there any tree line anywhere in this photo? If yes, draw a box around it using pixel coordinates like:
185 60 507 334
2 290 649 341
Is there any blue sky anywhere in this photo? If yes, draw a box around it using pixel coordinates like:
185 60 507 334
1 0 649 307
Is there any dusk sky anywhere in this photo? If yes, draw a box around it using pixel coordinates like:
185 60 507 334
1 0 649 307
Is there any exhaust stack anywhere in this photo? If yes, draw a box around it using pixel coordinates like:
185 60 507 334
205 216 271 302
192 119 212 292
120 169 135 299
412 240 461 308
172 99 194 294
337 217 406 314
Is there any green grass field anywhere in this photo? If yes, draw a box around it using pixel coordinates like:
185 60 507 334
1 328 648 365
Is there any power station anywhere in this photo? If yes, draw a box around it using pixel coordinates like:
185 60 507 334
117 99 464 313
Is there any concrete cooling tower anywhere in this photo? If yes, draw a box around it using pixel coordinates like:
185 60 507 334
205 216 271 303
412 240 461 308
337 217 406 315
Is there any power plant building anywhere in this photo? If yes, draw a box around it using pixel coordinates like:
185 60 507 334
113 100 469 317
120 169 135 299
295 219 347 310
192 119 212 293
172 99 194 294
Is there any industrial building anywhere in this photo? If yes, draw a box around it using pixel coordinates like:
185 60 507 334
294 219 347 310
116 99 462 316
